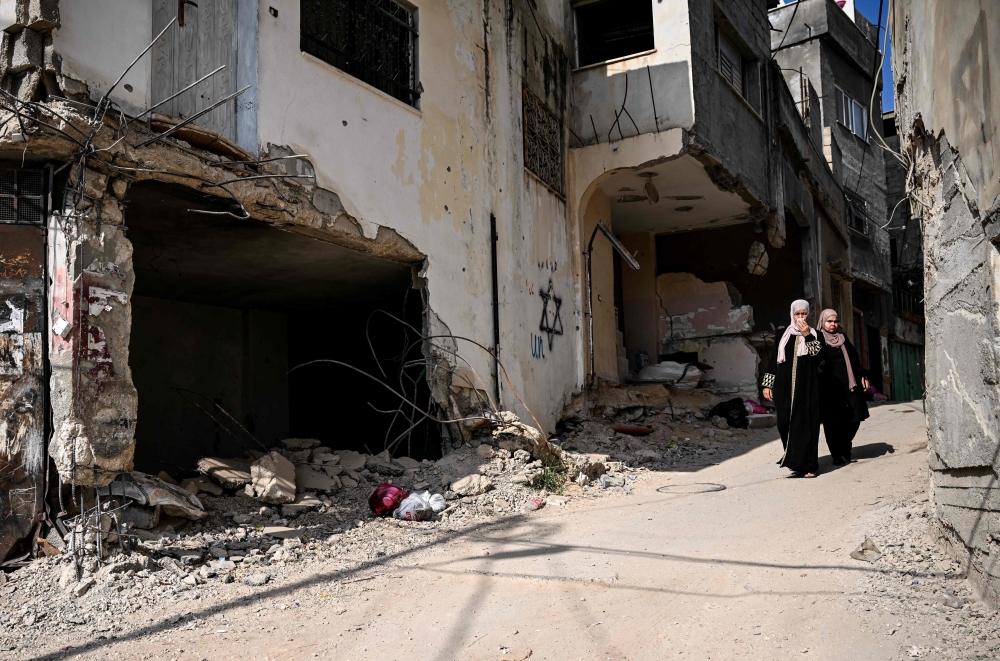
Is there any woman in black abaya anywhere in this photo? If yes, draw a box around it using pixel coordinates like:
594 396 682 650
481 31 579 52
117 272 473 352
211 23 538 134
762 300 823 477
816 308 870 465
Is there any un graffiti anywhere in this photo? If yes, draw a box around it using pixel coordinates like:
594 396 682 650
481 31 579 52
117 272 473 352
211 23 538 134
530 333 546 360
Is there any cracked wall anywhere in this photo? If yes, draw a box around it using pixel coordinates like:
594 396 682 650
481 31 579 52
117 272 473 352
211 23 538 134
892 0 1000 604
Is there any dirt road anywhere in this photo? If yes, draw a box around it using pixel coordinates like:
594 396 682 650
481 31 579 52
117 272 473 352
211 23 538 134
21 401 982 661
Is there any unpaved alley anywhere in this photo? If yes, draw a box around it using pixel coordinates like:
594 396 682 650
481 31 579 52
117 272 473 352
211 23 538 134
5 402 992 661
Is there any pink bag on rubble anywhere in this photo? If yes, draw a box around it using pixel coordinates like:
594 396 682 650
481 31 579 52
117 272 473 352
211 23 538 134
368 483 408 517
745 399 768 415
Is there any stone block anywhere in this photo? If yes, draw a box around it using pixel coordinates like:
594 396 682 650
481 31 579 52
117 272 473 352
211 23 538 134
279 438 320 450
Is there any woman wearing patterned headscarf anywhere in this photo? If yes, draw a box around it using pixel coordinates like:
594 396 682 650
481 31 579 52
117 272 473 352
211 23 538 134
761 300 823 477
816 308 869 465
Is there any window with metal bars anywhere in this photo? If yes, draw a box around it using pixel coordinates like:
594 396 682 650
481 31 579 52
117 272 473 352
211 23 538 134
522 86 564 196
301 0 419 107
0 169 45 225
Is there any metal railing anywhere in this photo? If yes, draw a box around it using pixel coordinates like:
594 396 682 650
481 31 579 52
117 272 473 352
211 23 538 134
301 0 419 107
893 287 923 317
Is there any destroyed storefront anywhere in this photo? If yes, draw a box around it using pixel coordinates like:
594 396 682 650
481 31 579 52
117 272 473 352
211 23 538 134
0 107 476 565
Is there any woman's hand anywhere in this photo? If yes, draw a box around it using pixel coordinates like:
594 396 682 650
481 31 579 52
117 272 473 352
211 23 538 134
795 318 810 334
763 387 773 402
862 377 870 390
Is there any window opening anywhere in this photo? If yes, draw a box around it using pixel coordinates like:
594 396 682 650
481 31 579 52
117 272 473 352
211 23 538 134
835 86 867 140
844 190 870 235
522 86 564 196
575 0 654 68
301 0 419 107
717 29 744 97
0 169 45 225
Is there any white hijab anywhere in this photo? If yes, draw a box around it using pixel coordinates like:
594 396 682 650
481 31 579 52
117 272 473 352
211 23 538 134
777 299 812 363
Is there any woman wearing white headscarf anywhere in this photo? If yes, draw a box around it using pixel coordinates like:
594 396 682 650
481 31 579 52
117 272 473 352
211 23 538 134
761 300 823 477
816 308 869 465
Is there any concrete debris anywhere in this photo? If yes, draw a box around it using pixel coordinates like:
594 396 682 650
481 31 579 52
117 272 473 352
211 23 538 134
101 472 207 520
180 476 224 497
72 577 95 597
281 494 323 517
295 465 338 493
492 413 560 466
263 527 304 539
451 474 493 497
251 451 297 504
196 457 252 489
850 537 883 563
245 573 271 587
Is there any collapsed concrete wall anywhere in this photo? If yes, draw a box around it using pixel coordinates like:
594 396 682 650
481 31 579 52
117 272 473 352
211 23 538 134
656 272 758 393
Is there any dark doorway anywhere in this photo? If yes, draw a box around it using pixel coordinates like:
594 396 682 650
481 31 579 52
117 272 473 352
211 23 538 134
125 182 438 478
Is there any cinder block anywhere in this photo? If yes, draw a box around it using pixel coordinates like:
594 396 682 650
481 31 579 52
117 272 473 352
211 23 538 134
8 26 41 73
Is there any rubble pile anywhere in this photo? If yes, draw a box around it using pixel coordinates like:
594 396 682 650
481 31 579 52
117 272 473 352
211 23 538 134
844 497 1000 659
558 398 764 471
0 413 644 653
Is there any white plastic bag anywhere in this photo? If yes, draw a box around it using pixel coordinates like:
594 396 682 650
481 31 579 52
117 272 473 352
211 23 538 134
426 492 447 513
394 491 448 520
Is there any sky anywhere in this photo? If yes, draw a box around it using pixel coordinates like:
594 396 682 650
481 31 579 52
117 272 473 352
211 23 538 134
850 0 895 110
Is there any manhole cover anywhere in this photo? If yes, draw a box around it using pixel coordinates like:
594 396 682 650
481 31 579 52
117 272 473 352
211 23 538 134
656 483 726 494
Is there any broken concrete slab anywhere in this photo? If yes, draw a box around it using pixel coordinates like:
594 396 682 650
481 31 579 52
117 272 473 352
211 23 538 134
251 451 296 504
336 451 367 472
196 457 252 489
295 464 338 493
281 493 323 517
395 456 420 470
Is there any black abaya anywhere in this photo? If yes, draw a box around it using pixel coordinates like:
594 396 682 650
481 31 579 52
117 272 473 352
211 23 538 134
817 335 869 463
762 331 822 474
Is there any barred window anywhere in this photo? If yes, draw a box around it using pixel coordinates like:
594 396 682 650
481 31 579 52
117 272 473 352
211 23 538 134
0 169 44 225
522 86 564 196
301 0 420 107
717 29 744 97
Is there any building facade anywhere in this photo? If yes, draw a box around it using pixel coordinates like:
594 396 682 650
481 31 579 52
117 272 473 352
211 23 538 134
891 0 1000 605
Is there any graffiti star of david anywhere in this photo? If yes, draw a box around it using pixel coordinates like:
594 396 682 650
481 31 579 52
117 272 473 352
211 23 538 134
538 279 564 350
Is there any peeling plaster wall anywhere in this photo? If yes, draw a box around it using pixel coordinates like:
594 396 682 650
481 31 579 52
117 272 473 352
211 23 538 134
892 0 1000 605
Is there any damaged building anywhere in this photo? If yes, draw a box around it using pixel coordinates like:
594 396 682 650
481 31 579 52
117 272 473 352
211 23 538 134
0 0 878 564
570 0 850 395
770 0 897 398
